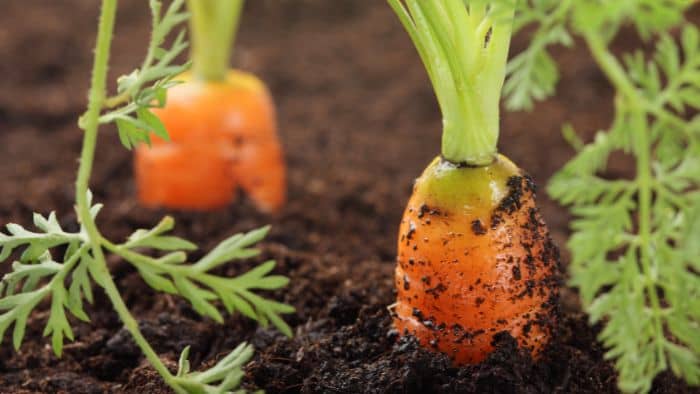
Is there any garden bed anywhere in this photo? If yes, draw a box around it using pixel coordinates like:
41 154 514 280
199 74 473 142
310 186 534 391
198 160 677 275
0 1 695 393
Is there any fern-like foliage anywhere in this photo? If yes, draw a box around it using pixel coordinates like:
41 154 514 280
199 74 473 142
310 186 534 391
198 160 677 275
0 193 293 389
506 0 694 111
98 0 190 149
504 0 573 110
106 221 294 336
173 343 259 394
571 0 690 40
0 195 102 356
548 24 700 393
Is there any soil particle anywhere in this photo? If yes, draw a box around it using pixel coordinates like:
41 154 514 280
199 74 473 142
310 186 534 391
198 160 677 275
425 283 447 299
406 221 416 240
512 264 522 281
470 219 487 235
417 204 429 219
498 176 525 214
490 213 503 229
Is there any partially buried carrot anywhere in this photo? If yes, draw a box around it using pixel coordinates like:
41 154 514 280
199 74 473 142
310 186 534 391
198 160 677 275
388 0 560 365
135 0 286 212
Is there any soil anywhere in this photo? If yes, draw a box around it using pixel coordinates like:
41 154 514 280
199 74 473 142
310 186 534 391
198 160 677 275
0 1 696 393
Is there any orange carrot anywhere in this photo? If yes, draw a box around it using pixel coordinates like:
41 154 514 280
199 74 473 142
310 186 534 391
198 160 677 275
135 0 286 212
388 0 560 364
394 155 559 364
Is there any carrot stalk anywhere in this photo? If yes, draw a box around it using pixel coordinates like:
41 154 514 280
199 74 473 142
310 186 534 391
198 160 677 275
187 0 244 81
389 0 559 364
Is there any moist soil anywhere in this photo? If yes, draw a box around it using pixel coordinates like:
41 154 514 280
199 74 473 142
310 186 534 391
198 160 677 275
0 1 696 393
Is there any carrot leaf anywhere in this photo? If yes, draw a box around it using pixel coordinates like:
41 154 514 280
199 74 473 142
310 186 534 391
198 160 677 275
527 3 700 391
104 224 294 337
173 342 254 393
98 0 190 149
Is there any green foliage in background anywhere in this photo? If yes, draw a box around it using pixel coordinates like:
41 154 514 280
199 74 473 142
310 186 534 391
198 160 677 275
507 1 700 392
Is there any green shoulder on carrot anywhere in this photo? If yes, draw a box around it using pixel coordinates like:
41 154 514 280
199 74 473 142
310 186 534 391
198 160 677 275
388 0 560 364
136 0 286 212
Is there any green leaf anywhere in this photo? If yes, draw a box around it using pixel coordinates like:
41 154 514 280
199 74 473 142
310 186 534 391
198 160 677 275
140 236 196 252
665 341 700 386
99 0 190 149
172 341 254 393
177 345 192 376
561 123 584 152
137 108 170 141
174 276 223 323
117 70 139 94
124 216 197 252
118 223 294 338
505 0 574 110
12 306 30 350
153 87 168 107
221 293 257 320
33 212 63 233
154 47 168 60
139 267 178 294
84 253 109 288
0 220 81 264
194 226 270 272
2 260 62 297
43 286 74 357
71 256 94 304
548 17 700 393
116 118 146 150
67 254 93 323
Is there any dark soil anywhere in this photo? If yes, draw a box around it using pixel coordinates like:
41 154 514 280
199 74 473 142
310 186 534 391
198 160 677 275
0 1 696 393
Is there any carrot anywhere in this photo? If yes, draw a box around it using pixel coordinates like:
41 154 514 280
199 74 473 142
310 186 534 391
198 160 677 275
135 0 286 212
388 0 560 364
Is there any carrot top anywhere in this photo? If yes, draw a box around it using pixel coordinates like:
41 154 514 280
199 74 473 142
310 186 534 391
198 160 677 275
187 0 244 81
388 0 515 166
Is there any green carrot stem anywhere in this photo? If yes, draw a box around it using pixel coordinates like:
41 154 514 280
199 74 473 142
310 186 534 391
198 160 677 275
77 1 184 391
388 0 515 166
583 30 667 365
187 0 245 81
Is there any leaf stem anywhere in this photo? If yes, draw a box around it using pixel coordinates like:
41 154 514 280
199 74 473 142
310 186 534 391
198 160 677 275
50 245 89 286
583 30 666 363
187 0 244 81
583 34 639 100
76 0 115 224
584 33 694 139
76 1 184 392
98 264 186 393
631 109 667 364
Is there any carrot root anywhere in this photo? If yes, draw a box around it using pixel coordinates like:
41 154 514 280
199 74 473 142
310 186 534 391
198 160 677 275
135 70 286 212
394 155 560 364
